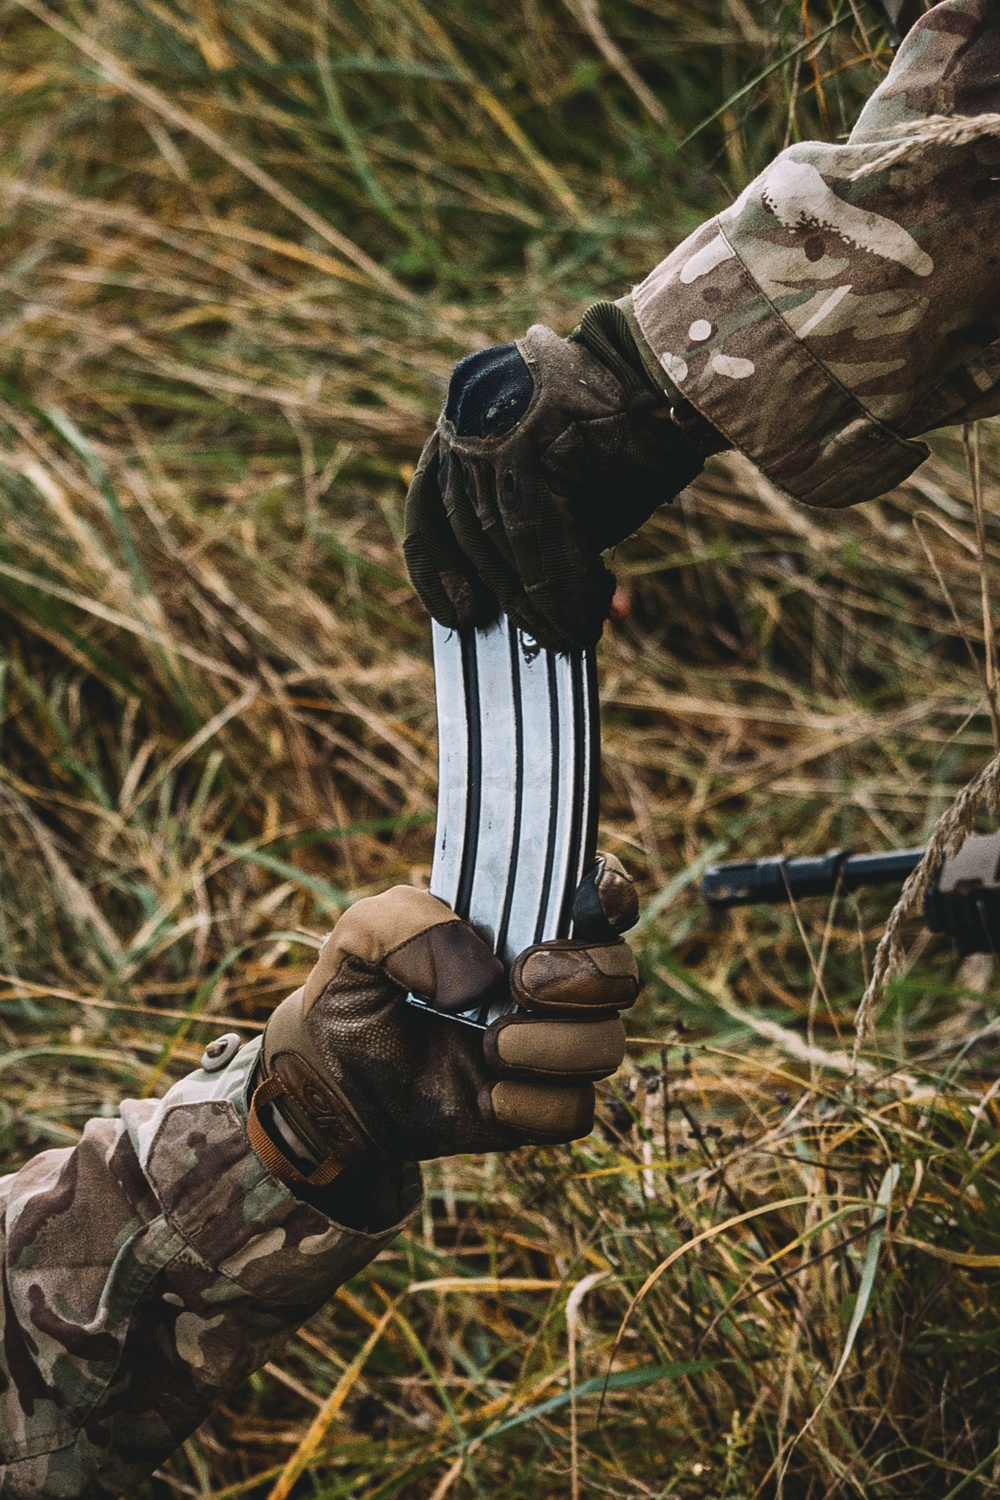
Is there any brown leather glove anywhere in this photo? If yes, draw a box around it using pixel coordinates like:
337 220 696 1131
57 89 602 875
247 856 640 1189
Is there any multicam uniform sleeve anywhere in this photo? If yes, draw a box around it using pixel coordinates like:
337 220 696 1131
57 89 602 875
0 1037 420 1500
632 0 1000 508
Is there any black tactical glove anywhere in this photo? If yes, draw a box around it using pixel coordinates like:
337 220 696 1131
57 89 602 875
404 299 725 651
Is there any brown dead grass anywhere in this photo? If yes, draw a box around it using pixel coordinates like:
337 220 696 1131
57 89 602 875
3 2 1000 1496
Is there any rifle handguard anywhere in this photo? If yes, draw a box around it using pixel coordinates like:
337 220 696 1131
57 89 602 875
704 831 1000 959
702 848 923 908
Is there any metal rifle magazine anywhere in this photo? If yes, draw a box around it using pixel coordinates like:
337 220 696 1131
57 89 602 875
407 616 600 1028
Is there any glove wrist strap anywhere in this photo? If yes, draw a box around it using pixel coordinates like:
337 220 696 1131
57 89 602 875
247 1074 345 1188
575 297 729 460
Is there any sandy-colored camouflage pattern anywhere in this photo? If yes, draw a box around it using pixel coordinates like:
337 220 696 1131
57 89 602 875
0 1038 419 1499
634 0 1000 508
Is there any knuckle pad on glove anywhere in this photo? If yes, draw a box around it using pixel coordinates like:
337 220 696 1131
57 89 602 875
510 941 639 1013
485 1015 626 1080
487 1079 595 1141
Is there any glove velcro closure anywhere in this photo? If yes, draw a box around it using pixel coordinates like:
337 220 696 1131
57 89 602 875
246 1074 346 1189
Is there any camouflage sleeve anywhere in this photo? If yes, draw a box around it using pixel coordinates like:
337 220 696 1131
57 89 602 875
0 1036 420 1499
632 0 1000 508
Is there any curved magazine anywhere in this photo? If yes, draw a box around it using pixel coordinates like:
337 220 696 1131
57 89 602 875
408 617 600 1028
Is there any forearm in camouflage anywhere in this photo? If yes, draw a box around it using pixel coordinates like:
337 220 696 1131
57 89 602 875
0 1039 419 1499
632 0 1000 508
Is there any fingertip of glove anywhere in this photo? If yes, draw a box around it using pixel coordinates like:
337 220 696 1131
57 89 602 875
402 535 457 623
485 1013 626 1080
402 534 501 635
483 1078 595 1141
572 854 640 941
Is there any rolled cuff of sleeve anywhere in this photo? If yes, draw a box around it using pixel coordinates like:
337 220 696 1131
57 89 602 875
631 219 929 509
125 1038 420 1308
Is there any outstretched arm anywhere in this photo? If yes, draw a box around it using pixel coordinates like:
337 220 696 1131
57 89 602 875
632 0 1000 509
405 1 1000 651
0 860 639 1498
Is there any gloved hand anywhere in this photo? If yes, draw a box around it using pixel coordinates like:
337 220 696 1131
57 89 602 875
404 299 724 652
247 854 640 1190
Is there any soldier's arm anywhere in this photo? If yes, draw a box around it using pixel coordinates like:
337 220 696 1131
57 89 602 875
405 0 1000 652
632 0 1000 508
0 870 639 1499
0 1037 420 1498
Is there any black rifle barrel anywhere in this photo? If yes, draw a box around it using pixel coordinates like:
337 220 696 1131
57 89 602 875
702 847 924 909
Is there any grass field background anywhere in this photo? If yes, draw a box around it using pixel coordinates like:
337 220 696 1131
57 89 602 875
5 1 1000 1495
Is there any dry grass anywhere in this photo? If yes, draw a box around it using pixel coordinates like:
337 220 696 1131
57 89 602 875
3 1 1000 1495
